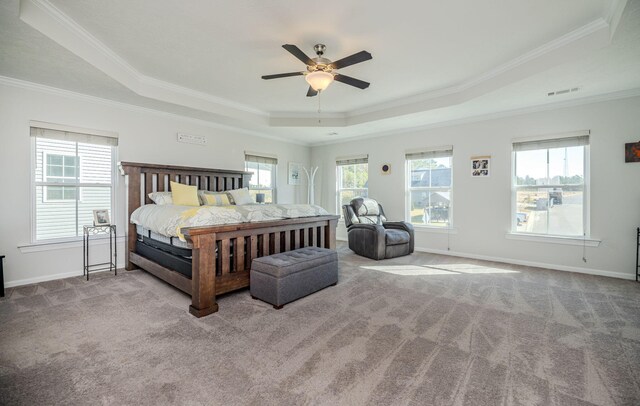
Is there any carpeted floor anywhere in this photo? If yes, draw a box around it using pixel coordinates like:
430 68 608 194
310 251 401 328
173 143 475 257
1 242 640 405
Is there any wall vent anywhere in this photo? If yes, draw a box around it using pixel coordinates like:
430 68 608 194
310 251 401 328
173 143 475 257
177 132 207 145
547 87 580 97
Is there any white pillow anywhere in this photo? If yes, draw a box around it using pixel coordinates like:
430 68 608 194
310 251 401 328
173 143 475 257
148 192 173 205
228 187 253 205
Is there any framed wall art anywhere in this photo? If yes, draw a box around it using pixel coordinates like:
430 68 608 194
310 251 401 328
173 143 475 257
625 141 640 163
471 156 490 177
288 162 303 185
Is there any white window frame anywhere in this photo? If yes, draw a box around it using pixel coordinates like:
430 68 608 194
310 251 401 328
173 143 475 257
336 156 368 215
244 153 277 203
30 123 118 244
405 147 453 228
510 132 590 238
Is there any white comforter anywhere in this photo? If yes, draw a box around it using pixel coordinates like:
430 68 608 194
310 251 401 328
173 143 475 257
131 204 330 240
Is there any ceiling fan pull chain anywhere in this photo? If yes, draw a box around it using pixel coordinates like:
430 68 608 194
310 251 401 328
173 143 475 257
318 91 322 125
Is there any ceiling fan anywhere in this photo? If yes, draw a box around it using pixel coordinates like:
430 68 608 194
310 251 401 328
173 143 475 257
261 44 372 97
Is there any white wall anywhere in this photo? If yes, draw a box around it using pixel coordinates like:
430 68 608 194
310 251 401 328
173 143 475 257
0 82 310 286
312 96 640 279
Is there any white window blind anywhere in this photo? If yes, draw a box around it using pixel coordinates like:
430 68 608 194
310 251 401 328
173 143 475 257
31 126 116 242
405 147 453 160
245 154 278 165
336 155 368 166
513 135 589 152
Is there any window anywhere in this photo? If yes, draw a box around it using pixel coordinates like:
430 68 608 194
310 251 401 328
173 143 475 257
512 134 589 237
406 148 453 226
32 126 117 242
244 154 277 203
44 153 79 201
336 156 368 213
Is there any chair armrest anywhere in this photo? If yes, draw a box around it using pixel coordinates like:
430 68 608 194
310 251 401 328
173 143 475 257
346 223 386 260
383 221 415 253
383 221 413 233
348 223 385 232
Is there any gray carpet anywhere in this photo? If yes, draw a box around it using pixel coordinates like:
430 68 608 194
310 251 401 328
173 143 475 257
1 242 640 405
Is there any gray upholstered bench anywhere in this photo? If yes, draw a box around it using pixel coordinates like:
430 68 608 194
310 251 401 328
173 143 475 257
250 246 338 309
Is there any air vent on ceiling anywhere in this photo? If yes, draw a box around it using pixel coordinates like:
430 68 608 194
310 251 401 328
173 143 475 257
547 87 580 97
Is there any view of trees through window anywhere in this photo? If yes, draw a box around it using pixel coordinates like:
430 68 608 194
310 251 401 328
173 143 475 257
337 162 368 213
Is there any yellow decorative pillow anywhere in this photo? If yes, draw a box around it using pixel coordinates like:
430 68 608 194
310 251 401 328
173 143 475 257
203 192 230 206
170 181 200 206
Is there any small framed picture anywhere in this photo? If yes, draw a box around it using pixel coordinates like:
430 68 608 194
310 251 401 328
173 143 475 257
381 163 391 175
93 209 110 226
471 156 490 177
288 162 302 185
625 141 640 163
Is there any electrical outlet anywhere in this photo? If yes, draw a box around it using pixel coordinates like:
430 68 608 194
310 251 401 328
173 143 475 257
177 133 207 145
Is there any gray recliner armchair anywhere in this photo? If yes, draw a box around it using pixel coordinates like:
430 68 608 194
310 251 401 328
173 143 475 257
342 197 414 260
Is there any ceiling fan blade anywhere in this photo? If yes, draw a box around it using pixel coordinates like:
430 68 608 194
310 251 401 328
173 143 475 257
329 50 372 70
261 72 305 80
306 86 318 97
282 44 316 66
333 74 370 89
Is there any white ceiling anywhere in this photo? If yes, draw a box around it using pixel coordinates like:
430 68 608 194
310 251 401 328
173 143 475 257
1 0 639 145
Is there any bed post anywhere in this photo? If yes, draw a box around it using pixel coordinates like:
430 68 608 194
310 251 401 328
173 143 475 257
121 164 141 271
189 233 218 317
325 218 337 250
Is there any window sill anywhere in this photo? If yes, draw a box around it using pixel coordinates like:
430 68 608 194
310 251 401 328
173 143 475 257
18 235 125 253
505 232 601 247
338 219 457 234
412 225 458 234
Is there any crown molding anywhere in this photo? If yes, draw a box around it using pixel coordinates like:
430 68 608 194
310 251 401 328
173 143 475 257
19 0 267 122
310 87 640 147
605 0 628 39
265 17 615 128
344 18 612 123
0 75 308 146
14 0 633 135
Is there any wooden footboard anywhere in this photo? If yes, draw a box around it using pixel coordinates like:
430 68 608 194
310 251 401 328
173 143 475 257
119 161 338 317
183 215 338 317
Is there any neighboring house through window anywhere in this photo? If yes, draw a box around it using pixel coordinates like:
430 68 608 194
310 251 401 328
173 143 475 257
405 147 453 226
244 153 277 203
32 125 117 242
44 153 79 201
512 133 589 236
336 155 368 214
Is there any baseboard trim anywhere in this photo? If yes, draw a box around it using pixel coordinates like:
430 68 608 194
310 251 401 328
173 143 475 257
412 247 633 280
4 262 125 288
336 237 633 280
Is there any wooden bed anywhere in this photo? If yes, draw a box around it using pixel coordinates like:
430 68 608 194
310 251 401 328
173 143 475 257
119 162 339 317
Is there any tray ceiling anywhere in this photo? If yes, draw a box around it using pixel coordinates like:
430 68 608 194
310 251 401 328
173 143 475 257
1 0 638 144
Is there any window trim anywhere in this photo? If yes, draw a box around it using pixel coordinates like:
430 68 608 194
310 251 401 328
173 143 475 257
405 149 453 228
244 154 277 203
510 131 590 238
30 124 118 244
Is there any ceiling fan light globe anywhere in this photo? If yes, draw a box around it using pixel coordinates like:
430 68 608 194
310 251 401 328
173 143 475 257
305 71 334 91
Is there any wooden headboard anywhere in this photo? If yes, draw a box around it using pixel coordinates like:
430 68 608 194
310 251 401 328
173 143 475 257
118 161 253 259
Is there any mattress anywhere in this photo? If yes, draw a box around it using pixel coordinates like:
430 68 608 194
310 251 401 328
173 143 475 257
136 225 191 249
130 203 330 240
